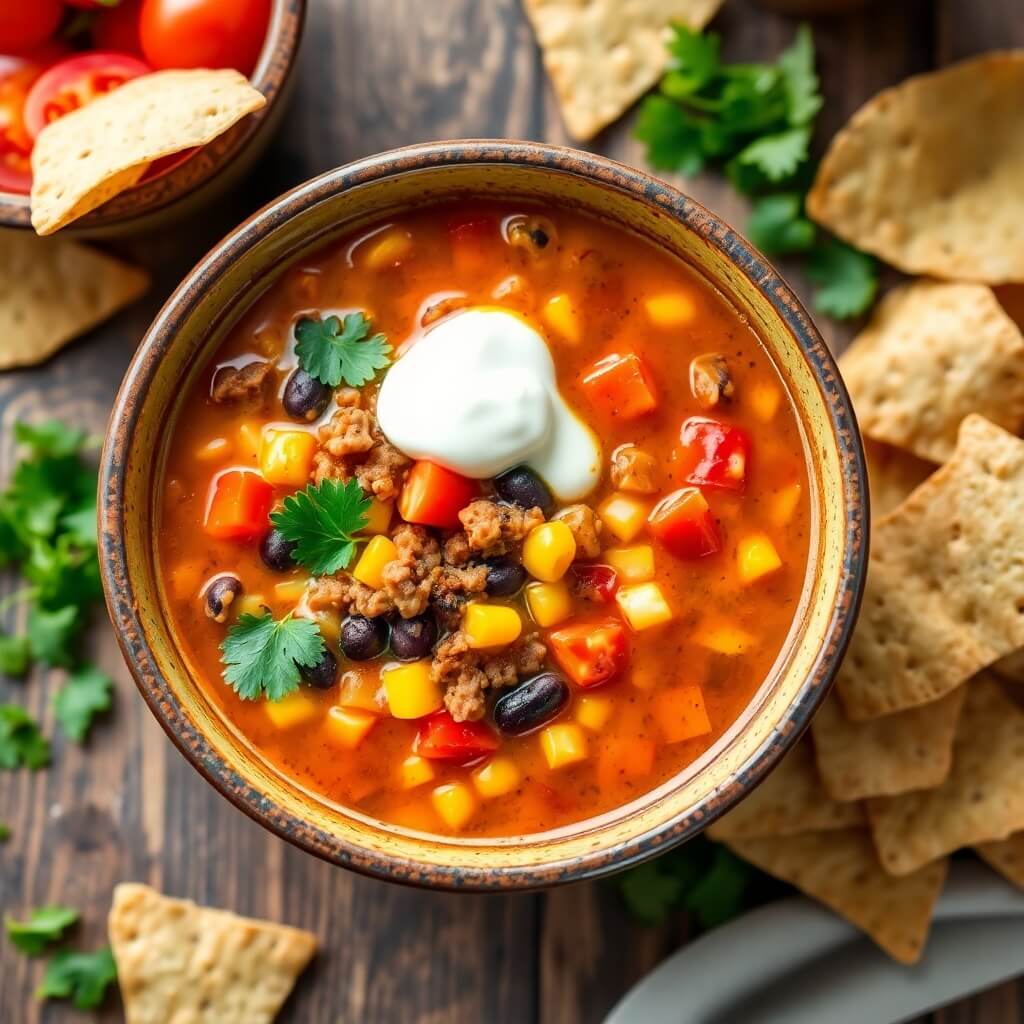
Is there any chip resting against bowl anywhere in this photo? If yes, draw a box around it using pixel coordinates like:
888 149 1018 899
806 51 1024 283
31 69 266 236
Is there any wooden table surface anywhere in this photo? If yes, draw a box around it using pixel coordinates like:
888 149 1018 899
2 0 1023 1021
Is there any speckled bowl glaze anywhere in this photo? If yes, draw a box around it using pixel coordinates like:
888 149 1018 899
0 0 305 238
99 141 868 891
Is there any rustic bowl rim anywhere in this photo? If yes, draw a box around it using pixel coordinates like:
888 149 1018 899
99 139 869 891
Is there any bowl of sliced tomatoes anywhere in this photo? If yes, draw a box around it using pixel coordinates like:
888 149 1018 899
0 0 304 235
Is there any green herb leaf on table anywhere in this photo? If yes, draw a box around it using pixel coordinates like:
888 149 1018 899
733 126 810 183
806 237 879 319
0 704 50 770
14 421 91 459
36 946 117 1010
777 24 822 127
747 193 816 256
686 846 755 930
28 605 80 668
53 667 113 743
222 612 325 702
0 823 9 841
294 312 392 389
0 631 31 676
618 862 684 926
5 905 79 956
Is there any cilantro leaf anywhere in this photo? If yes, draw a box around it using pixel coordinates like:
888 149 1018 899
0 632 30 676
778 24 823 127
661 25 721 98
53 666 113 743
0 705 50 770
36 946 117 1010
617 861 683 926
747 193 817 255
5 906 78 956
734 126 810 183
222 612 324 701
270 478 371 575
294 312 392 388
0 823 9 841
28 605 80 667
59 498 97 548
686 846 755 929
806 236 879 318
14 421 90 459
634 97 705 176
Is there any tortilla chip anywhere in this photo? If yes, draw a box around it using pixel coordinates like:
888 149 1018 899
109 883 316 1024
811 689 965 802
0 230 149 369
837 416 1024 720
862 437 934 519
727 830 947 964
975 833 1024 888
867 677 1024 876
522 0 722 141
31 69 265 235
707 739 865 840
841 282 1024 463
807 52 1024 283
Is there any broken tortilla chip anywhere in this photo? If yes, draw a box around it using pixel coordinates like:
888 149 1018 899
522 0 722 141
975 833 1024 889
727 830 947 964
109 883 316 1024
807 52 1024 283
31 68 265 235
862 437 934 519
0 230 149 369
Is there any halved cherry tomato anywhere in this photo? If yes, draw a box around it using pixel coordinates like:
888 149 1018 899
93 0 145 55
570 563 619 604
580 351 658 420
548 619 629 688
647 487 721 560
415 711 500 763
678 417 750 492
398 460 478 530
0 49 66 194
204 469 273 541
0 1 63 53
449 214 497 274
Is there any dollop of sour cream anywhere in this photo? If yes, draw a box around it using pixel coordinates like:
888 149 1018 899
376 309 601 501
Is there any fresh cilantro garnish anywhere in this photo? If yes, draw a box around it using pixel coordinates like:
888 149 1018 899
0 632 30 676
805 236 879 319
53 667 113 743
5 905 78 955
618 862 684 925
0 823 9 841
747 193 816 255
294 312 392 388
0 705 50 770
270 478 370 575
28 606 80 668
13 421 92 459
36 946 117 1010
222 612 325 701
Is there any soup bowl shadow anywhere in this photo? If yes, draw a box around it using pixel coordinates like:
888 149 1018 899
99 141 868 891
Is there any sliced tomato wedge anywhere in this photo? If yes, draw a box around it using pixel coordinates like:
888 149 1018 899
398 460 478 530
548 619 629 688
204 470 273 541
647 487 721 560
679 416 750 492
570 563 619 604
580 351 658 420
414 711 500 762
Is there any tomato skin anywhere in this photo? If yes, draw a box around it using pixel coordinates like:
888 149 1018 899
93 0 145 54
570 563 619 604
647 487 721 560
139 0 271 76
581 351 658 420
678 417 750 492
415 712 500 763
548 620 629 688
0 1 63 53
398 460 478 530
204 470 273 541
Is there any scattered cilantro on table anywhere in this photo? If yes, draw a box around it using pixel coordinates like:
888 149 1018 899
0 822 9 841
294 312 392 388
635 24 878 320
0 705 50 770
221 612 325 702
4 905 79 956
36 946 117 1010
53 667 114 744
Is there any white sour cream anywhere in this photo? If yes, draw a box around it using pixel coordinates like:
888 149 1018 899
376 309 601 501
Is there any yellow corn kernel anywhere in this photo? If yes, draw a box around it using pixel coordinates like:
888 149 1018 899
363 228 413 270
598 493 648 542
400 754 435 790
696 623 755 655
237 420 263 463
352 534 398 590
542 293 581 343
432 782 477 829
737 533 783 585
382 660 443 719
540 723 588 770
616 582 674 631
360 498 394 536
770 483 803 527
749 383 782 422
338 670 386 713
237 593 268 617
472 757 522 799
264 691 320 729
522 521 577 582
604 545 655 583
309 610 341 645
259 428 317 487
525 580 572 627
463 603 523 649
575 695 612 731
325 706 378 748
195 437 233 463
274 577 309 603
645 291 697 327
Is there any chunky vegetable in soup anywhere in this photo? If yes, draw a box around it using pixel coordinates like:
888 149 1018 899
159 202 811 837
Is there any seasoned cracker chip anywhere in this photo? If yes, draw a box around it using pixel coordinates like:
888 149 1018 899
837 416 1024 720
841 282 1024 463
726 830 947 964
522 0 722 140
807 52 1024 283
867 677 1024 876
976 833 1024 888
811 689 965 802
31 69 265 235
862 437 933 519
0 230 149 369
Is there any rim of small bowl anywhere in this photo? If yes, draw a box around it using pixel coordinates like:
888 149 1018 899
99 140 869 891
0 0 305 231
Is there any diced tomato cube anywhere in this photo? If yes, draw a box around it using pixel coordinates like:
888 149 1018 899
580 351 658 420
415 711 500 763
398 460 478 530
570 563 619 604
548 620 629 688
203 470 273 541
678 417 750 492
647 487 721 560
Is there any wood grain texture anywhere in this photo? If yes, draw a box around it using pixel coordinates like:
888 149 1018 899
0 1 1021 1021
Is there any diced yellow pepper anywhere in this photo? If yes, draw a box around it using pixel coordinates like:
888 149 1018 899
338 671 385 713
195 437 233 463
695 623 755 655
522 521 576 582
259 428 317 487
360 498 394 536
325 706 378 748
525 580 572 627
363 227 413 270
542 294 581 343
432 782 477 829
352 534 398 590
598 493 648 542
616 582 674 631
645 291 697 327
237 420 263 463
463 603 523 649
604 545 655 583
264 691 320 729
382 660 443 719
749 383 782 422
274 577 309 603
770 483 803 527
575 695 612 731
472 757 522 799
400 754 435 790
237 593 268 617
309 609 342 645
540 723 588 770
737 533 783 584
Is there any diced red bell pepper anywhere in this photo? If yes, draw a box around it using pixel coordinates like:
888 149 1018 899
580 351 658 420
448 214 496 274
647 487 721 560
203 470 273 541
548 619 629 688
398 460 478 530
570 563 619 604
414 711 500 762
679 416 750 492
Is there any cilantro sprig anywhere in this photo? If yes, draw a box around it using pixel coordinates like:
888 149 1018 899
37 946 117 1010
53 667 114 744
0 704 50 770
294 312 392 388
221 612 325 702
5 906 79 956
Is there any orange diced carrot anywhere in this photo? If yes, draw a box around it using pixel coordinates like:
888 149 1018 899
656 685 712 744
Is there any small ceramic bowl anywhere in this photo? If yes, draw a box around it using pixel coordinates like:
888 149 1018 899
99 141 868 891
0 0 305 238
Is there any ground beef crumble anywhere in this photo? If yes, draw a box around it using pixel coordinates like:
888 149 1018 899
553 503 602 558
211 360 274 404
306 574 394 618
459 499 544 555
442 532 472 566
432 563 489 630
381 524 442 618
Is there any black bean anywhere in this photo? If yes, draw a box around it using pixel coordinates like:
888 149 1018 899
390 614 438 661
283 367 331 421
494 465 554 516
485 558 527 597
300 648 338 689
260 529 297 572
340 615 389 661
203 575 242 623
530 227 549 249
493 672 569 736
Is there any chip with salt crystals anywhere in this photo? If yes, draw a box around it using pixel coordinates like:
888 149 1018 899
0 229 149 370
836 415 1024 720
707 739 864 841
807 52 1024 283
841 282 1024 464
727 830 947 964
31 68 265 236
811 689 965 803
109 883 316 1024
862 437 934 519
976 833 1024 889
867 676 1024 877
522 0 722 141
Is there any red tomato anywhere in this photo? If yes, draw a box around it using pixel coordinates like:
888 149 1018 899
647 487 721 560
204 470 273 541
415 712 500 763
93 0 145 55
678 417 750 492
398 460 478 530
580 351 658 420
23 52 151 140
548 620 629 688
570 563 619 604
0 1 63 53
139 0 271 76
0 48 66 194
